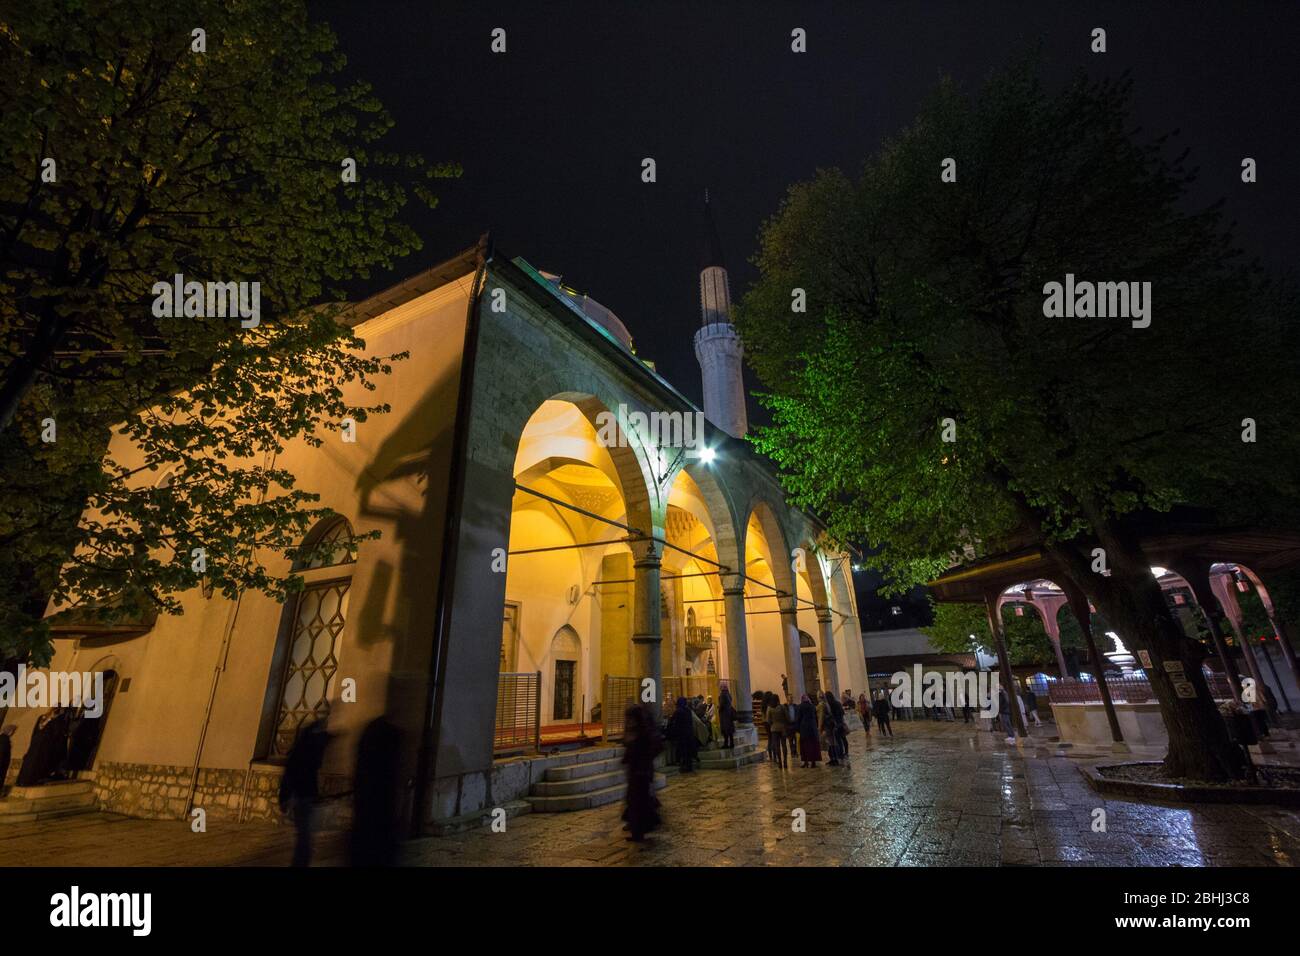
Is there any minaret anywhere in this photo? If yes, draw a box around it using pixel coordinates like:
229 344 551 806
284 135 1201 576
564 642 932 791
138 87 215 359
692 192 748 438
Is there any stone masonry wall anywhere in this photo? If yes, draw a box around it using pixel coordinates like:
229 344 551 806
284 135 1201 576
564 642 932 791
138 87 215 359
93 761 351 826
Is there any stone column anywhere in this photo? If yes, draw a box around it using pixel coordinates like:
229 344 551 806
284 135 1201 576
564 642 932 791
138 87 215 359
1027 593 1071 679
1174 560 1244 705
1210 571 1269 706
631 541 663 716
1244 569 1300 705
984 593 1027 738
1060 578 1124 745
779 596 806 703
721 573 753 723
817 612 840 697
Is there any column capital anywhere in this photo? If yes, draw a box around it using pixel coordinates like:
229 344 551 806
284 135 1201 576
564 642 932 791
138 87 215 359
816 610 833 625
777 595 799 616
630 538 661 567
720 571 746 594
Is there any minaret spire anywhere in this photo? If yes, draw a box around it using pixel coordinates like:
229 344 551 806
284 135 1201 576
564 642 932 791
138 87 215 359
693 191 748 438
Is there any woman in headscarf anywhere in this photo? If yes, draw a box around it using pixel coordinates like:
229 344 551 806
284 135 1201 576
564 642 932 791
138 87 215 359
668 697 699 772
621 704 663 842
717 686 736 750
795 694 821 768
764 692 788 768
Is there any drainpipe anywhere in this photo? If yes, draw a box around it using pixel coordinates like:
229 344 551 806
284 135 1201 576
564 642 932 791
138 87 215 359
184 448 275 816
185 592 243 815
411 235 491 835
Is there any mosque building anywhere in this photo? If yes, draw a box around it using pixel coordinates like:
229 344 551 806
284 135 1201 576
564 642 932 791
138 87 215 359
1 201 870 831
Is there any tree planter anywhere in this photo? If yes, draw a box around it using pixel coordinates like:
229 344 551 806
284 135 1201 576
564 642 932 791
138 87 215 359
1081 761 1300 806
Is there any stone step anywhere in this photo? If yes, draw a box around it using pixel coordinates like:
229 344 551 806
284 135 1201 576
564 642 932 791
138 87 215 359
525 773 665 813
531 769 625 797
700 744 758 760
563 745 624 763
698 748 769 770
0 781 98 818
0 804 101 825
4 780 95 800
544 756 624 782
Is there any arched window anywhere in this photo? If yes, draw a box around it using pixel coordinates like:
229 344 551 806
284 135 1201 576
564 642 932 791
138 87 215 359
292 515 356 571
269 516 356 756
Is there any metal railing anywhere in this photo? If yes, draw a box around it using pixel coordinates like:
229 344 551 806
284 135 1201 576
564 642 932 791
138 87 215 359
684 625 717 652
494 670 541 754
1046 674 1235 705
602 675 643 741
600 673 725 740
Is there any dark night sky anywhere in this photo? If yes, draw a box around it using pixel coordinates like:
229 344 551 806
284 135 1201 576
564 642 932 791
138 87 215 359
312 0 1299 627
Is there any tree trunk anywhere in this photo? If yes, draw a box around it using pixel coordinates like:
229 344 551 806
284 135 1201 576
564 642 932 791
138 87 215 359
1050 537 1246 781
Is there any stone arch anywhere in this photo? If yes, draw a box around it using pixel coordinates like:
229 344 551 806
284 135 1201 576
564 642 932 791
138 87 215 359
680 460 743 575
825 555 868 695
507 389 658 537
742 498 797 599
795 537 832 612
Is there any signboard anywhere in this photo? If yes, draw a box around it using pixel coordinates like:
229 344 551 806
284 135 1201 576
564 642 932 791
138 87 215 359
1174 680 1197 699
1162 660 1185 674
1138 650 1153 669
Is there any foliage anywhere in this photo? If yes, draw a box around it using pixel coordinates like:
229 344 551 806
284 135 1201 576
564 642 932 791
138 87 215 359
0 0 458 660
736 55 1299 779
922 599 1082 667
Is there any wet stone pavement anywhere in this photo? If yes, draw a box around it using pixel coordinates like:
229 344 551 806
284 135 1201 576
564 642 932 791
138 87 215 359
409 721 1300 867
2 721 1296 867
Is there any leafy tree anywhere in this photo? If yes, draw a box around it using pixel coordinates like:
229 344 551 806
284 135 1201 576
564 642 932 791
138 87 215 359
0 0 457 661
922 599 1081 667
737 58 1300 780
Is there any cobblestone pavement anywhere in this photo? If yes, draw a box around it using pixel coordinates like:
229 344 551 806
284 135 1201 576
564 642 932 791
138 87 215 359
2 721 1297 867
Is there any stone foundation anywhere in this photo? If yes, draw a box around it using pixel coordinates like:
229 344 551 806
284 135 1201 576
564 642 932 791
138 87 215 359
92 761 350 825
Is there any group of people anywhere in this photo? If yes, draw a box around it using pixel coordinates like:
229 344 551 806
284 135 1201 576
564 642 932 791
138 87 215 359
662 688 737 773
0 705 106 791
758 686 899 769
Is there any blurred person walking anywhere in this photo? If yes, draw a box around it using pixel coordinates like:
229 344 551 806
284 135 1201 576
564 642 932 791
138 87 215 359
622 704 663 842
350 715 401 867
279 715 332 867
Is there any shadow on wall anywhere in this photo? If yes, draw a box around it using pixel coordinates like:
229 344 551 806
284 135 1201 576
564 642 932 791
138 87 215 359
354 364 462 819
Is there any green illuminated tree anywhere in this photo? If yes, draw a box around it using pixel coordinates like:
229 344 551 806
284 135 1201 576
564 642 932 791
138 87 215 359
0 0 458 661
922 600 1081 668
737 59 1300 780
